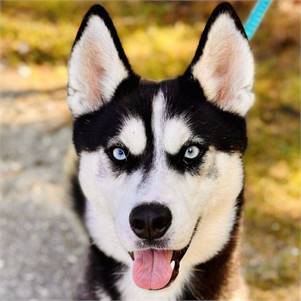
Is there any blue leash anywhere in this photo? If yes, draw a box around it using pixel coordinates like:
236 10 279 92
244 0 273 40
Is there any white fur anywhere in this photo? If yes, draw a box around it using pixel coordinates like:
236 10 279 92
152 90 166 169
80 150 141 265
163 117 192 155
114 118 147 155
181 152 243 267
78 91 244 300
68 16 128 117
192 13 254 116
79 151 130 263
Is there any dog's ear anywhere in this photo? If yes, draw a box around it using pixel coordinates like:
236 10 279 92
184 2 254 116
68 5 135 117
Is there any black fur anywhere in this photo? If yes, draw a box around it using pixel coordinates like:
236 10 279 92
70 2 250 300
76 244 124 300
73 76 247 176
71 169 86 219
72 2 248 176
167 139 208 175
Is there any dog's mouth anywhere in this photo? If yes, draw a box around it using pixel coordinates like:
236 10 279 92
128 217 200 291
128 246 189 290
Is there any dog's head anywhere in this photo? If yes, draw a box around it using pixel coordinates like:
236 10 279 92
68 3 254 292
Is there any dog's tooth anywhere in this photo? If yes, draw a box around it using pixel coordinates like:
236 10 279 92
170 260 175 270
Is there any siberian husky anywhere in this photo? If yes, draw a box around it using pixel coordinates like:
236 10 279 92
67 2 254 300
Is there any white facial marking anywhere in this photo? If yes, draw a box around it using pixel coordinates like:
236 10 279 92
163 117 192 155
138 90 167 198
192 13 254 116
117 118 147 155
152 90 166 167
68 15 128 117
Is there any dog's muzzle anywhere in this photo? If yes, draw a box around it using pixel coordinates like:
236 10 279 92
128 215 201 290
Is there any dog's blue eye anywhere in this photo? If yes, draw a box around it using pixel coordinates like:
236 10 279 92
184 145 200 159
112 147 127 161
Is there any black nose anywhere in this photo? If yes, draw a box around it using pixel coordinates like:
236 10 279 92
129 203 172 240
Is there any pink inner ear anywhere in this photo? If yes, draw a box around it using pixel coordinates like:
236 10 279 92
192 13 254 116
80 38 105 106
211 40 237 104
68 15 129 117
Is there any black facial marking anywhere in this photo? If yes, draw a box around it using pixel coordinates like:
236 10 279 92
167 141 208 175
74 75 247 176
105 143 143 175
162 76 247 155
73 79 159 175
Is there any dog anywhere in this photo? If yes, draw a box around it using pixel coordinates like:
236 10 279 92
67 2 254 300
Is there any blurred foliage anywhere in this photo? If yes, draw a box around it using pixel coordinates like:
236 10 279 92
1 1 300 300
1 1 254 68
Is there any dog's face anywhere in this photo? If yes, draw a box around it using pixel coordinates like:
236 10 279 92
68 3 254 292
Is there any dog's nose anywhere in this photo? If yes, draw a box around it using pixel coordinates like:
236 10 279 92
129 203 172 240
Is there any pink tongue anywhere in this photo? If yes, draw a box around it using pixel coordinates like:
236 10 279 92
133 250 173 290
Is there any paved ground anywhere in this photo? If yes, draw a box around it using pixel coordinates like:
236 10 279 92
0 81 89 299
0 198 88 300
